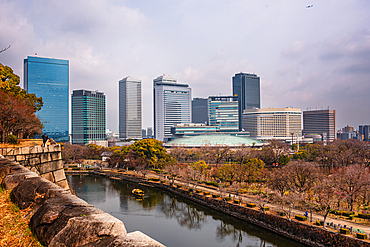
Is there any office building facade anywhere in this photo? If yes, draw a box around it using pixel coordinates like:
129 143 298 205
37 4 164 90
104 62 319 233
243 107 302 140
119 77 142 139
208 96 239 132
232 73 260 131
359 125 370 141
192 98 208 124
303 109 336 141
71 90 106 145
153 75 191 142
24 56 69 142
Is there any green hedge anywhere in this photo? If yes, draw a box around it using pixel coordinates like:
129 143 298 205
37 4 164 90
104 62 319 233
224 197 231 201
176 184 182 188
212 194 218 198
342 211 355 217
233 199 240 204
160 180 166 183
357 233 367 240
261 206 270 211
72 167 81 170
195 189 202 193
247 203 256 208
340 228 350 234
316 220 324 226
295 215 307 221
149 177 160 181
205 181 220 187
358 213 370 219
203 191 211 195
86 168 94 170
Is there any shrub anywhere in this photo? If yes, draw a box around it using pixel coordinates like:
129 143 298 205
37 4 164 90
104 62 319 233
238 189 248 194
203 191 211 195
205 181 219 187
358 213 370 219
295 215 307 221
316 220 324 226
195 189 202 193
224 197 231 201
86 168 94 170
176 184 182 188
247 203 256 208
212 194 218 198
340 228 350 234
189 192 193 196
149 177 160 181
6 134 18 144
72 167 81 170
357 233 367 240
342 211 355 217
233 199 240 204
348 215 355 220
261 206 270 211
152 169 163 173
160 180 166 183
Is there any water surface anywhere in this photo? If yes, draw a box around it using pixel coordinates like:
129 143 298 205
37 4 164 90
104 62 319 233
67 174 307 247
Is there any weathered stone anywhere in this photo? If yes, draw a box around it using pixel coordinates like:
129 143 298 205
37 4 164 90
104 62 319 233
38 160 63 174
53 169 66 182
16 155 26 161
7 155 15 161
2 171 39 190
30 146 42 154
11 176 61 209
30 166 40 175
5 148 14 155
29 157 40 166
20 146 30 155
55 179 69 190
41 172 55 183
49 213 127 247
50 152 62 161
40 153 51 163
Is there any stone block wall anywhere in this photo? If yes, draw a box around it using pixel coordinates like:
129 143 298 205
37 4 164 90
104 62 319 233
0 145 69 191
0 158 165 247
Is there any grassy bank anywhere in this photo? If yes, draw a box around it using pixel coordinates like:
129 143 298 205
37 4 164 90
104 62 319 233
0 186 42 246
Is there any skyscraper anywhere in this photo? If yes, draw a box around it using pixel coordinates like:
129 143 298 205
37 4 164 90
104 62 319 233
119 77 142 139
232 73 260 131
153 75 191 142
208 96 239 132
24 56 69 142
71 90 106 145
303 109 336 141
192 98 208 124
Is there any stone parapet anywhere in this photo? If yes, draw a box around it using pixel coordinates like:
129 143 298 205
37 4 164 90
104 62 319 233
0 158 165 247
0 144 69 191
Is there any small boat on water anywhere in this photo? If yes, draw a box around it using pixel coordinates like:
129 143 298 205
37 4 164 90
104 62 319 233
132 189 144 197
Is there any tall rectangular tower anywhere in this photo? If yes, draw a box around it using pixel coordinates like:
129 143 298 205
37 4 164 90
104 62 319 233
24 56 69 142
153 75 191 142
192 98 208 124
303 109 336 141
232 73 260 131
119 77 142 139
71 90 106 144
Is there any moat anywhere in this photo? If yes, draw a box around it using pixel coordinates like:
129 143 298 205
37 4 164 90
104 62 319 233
67 174 307 247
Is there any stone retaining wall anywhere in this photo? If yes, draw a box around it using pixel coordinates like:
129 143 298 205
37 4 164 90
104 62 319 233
0 145 69 191
98 172 370 247
0 158 165 247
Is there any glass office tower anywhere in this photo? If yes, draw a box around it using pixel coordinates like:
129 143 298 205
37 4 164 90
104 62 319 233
71 90 106 144
232 73 260 131
24 56 69 142
153 75 191 142
208 96 238 132
119 77 142 139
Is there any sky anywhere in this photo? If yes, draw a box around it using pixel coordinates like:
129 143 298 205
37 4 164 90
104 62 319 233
1 0 370 133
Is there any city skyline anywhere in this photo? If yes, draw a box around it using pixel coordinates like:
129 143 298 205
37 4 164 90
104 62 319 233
1 1 369 132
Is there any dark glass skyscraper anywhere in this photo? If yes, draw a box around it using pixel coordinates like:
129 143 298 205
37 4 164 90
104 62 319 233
192 98 208 124
71 90 106 144
24 56 69 142
232 73 260 131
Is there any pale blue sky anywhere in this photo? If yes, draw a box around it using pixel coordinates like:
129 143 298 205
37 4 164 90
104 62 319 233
1 0 369 132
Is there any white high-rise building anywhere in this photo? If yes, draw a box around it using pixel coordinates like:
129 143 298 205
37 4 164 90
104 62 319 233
153 75 191 142
119 76 142 139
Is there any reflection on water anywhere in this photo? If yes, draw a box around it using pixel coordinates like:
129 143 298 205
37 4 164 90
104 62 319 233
67 174 307 247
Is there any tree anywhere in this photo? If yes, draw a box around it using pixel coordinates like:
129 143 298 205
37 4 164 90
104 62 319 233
191 160 210 181
268 168 291 197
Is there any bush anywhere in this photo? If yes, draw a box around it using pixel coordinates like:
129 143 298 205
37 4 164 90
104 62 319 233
86 168 94 170
6 134 18 144
233 199 240 204
160 180 166 183
238 189 248 194
295 215 307 221
149 177 160 181
72 167 81 170
358 213 370 219
357 233 367 240
348 215 355 220
176 184 182 188
224 197 231 201
342 211 355 217
205 181 219 187
316 220 324 226
195 189 202 193
203 191 210 195
261 206 270 211
212 194 218 198
340 228 350 234
247 203 256 208
189 192 193 196
152 169 163 173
